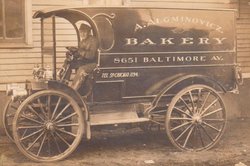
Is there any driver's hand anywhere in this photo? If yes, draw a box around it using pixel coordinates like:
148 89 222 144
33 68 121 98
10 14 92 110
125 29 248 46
73 51 80 59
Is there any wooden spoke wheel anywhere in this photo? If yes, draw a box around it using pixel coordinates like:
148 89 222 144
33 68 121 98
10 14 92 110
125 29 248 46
3 99 20 142
166 84 226 151
12 90 84 162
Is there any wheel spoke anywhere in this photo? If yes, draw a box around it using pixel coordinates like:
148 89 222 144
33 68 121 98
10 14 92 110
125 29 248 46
171 121 192 131
21 114 44 125
175 124 193 141
26 131 45 150
51 97 62 120
20 128 44 141
197 126 205 147
55 112 77 124
202 108 223 118
36 132 47 156
188 91 195 112
28 105 45 121
51 133 62 153
55 131 71 147
197 88 202 106
200 125 214 142
200 98 219 116
37 98 47 119
47 134 52 156
198 92 210 114
22 129 28 138
47 95 51 119
202 121 221 132
18 125 43 130
56 128 77 137
57 123 79 127
183 125 195 148
53 103 71 121
180 97 192 114
173 107 192 118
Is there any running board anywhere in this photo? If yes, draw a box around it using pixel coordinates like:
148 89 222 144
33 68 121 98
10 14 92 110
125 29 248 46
89 103 150 126
90 117 149 126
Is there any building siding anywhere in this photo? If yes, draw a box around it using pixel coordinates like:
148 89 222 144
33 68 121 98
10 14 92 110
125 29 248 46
0 0 83 90
237 0 250 74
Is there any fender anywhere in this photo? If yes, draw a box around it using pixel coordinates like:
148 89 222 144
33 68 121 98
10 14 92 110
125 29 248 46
48 80 86 107
147 74 227 113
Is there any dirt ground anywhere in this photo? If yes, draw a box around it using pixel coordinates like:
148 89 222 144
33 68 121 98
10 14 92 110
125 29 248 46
0 118 250 166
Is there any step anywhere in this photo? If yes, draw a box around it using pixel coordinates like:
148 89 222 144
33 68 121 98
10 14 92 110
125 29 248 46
90 110 149 126
89 103 150 126
90 117 149 126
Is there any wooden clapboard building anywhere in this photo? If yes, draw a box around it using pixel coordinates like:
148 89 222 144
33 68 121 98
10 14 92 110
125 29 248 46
0 0 249 90
237 0 250 75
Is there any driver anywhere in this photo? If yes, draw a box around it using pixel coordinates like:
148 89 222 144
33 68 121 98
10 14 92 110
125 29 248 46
58 23 99 90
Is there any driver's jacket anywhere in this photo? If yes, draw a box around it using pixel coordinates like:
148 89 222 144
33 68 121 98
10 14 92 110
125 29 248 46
78 35 99 64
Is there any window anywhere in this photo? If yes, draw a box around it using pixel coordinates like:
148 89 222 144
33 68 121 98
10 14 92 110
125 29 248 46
0 0 32 47
93 17 115 51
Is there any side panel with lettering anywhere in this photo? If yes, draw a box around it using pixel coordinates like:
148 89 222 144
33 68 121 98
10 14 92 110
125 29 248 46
99 52 234 68
102 8 235 53
93 66 235 100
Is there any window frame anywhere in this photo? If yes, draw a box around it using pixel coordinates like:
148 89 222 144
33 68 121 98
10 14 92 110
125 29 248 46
0 0 32 48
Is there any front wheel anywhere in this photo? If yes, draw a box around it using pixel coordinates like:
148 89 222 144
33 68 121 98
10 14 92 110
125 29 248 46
12 90 84 162
166 84 226 151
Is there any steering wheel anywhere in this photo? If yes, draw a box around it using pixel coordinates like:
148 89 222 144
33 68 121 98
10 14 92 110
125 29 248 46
65 46 80 61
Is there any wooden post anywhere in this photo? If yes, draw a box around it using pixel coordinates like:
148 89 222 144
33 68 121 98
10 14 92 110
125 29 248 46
52 16 57 80
41 18 44 68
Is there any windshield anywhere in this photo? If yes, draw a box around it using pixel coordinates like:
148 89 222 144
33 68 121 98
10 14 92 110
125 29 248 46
41 17 78 78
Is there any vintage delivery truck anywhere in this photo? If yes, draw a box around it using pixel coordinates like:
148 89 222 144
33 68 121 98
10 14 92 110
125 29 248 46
3 6 242 162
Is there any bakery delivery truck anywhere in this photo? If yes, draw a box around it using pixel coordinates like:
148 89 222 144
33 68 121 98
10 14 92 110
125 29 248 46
4 7 242 162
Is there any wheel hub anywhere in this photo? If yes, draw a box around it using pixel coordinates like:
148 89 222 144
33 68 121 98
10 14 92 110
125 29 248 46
192 113 202 124
45 122 55 131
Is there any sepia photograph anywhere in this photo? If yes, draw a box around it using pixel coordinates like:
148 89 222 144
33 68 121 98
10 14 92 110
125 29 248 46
0 0 250 165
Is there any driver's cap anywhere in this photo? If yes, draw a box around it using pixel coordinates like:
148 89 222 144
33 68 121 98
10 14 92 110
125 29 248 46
79 23 91 32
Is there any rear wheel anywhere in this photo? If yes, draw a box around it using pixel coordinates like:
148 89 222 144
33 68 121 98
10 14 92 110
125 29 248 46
3 99 20 142
166 84 226 151
12 90 84 162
